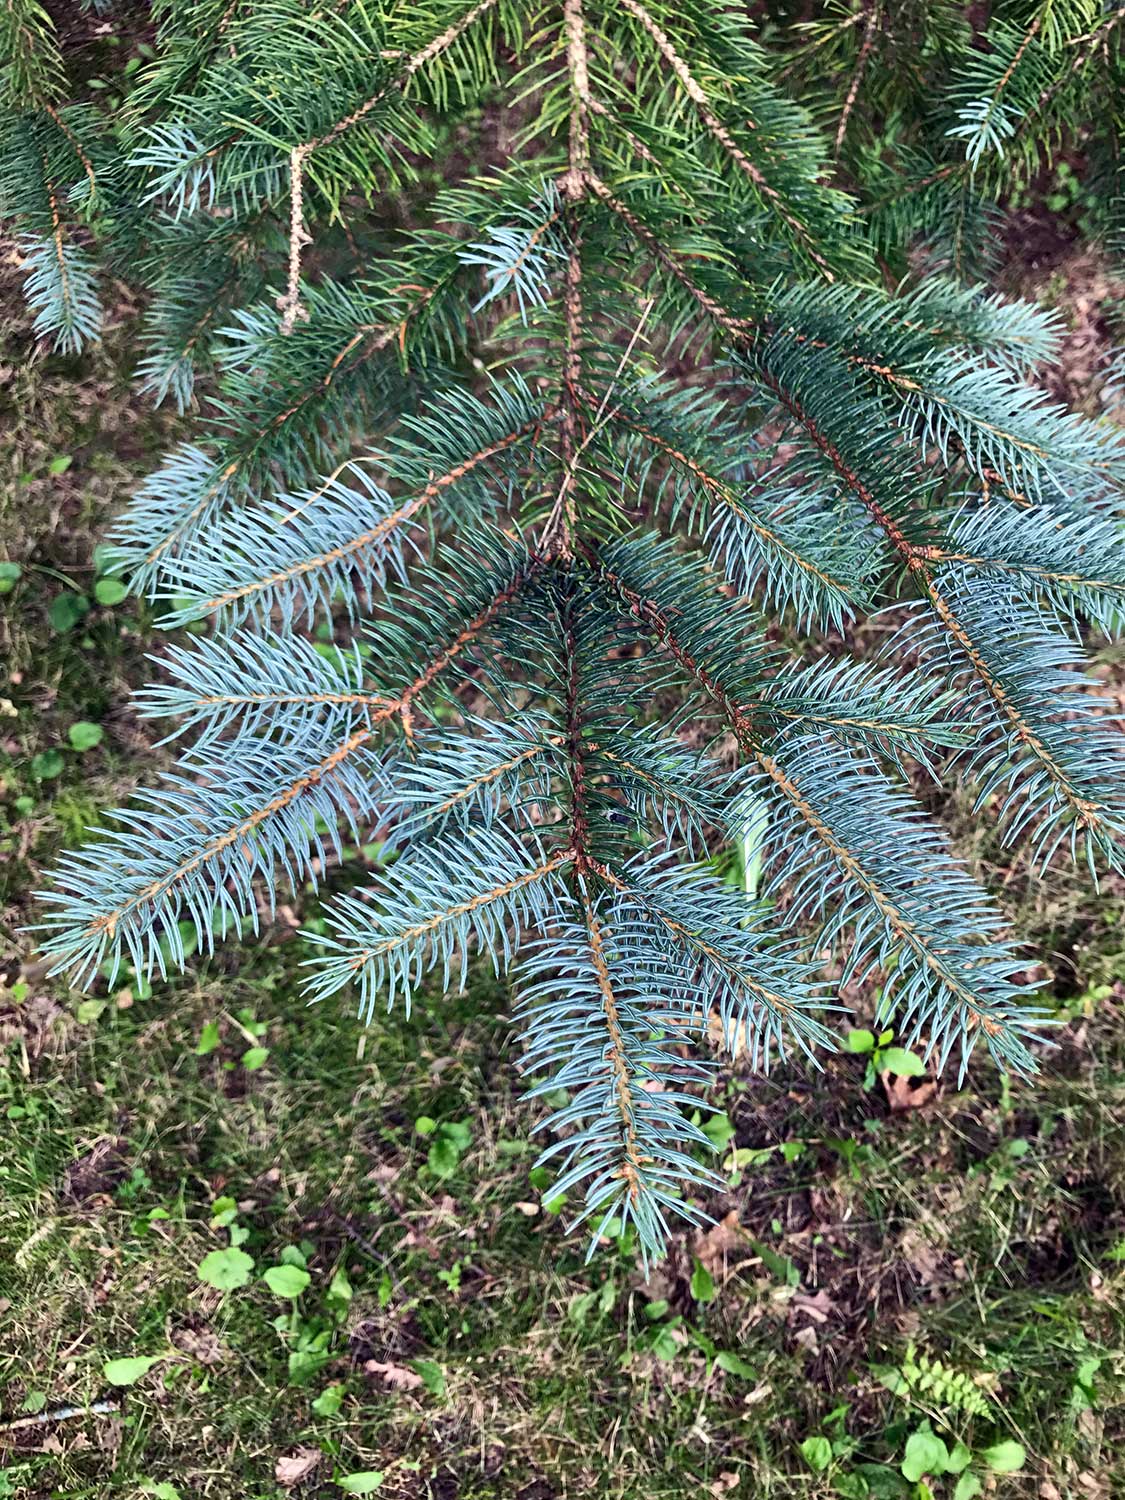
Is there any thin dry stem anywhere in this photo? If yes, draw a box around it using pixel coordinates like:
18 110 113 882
277 145 311 335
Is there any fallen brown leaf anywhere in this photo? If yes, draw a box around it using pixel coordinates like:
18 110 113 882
275 1447 322 1487
172 1325 225 1365
706 1010 750 1060
790 1288 835 1324
898 1226 942 1285
883 1071 938 1113
364 1360 423 1391
694 1210 745 1277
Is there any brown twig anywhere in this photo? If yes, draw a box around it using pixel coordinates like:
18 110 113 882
277 145 311 335
542 0 593 560
835 3 878 154
44 102 97 202
585 170 753 340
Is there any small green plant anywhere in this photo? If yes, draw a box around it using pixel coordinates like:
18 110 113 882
724 1137 806 1187
267 1251 354 1386
197 1194 255 1289
847 1029 927 1090
67 721 104 752
0 1464 33 1496
899 1423 1025 1498
195 1020 221 1056
93 576 129 606
415 1117 472 1180
197 1246 255 1291
528 1163 567 1215
800 1410 1026 1499
970 1136 1031 1192
690 1257 716 1304
103 1354 164 1387
699 1110 737 1153
312 1383 345 1418
436 1260 463 1295
262 1263 312 1298
46 590 90 634
337 1474 385 1496
30 749 64 781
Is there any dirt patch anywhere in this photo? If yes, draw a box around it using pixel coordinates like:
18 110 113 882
1000 215 1125 417
62 1135 129 1204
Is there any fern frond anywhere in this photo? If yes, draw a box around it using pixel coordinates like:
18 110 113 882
879 1343 992 1419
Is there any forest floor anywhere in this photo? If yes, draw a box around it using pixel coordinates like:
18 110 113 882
2 229 1125 1500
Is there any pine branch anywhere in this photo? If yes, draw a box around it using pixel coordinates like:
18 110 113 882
598 392 874 629
161 387 552 627
589 855 834 1066
746 343 1125 866
38 0 1124 1263
39 729 390 988
586 538 1039 1072
42 550 542 983
111 275 458 585
392 719 564 834
834 0 878 153
299 0 502 155
134 631 389 749
518 881 721 1261
306 830 574 1017
618 0 835 277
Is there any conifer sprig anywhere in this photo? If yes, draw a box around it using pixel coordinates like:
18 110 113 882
19 0 1121 1261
